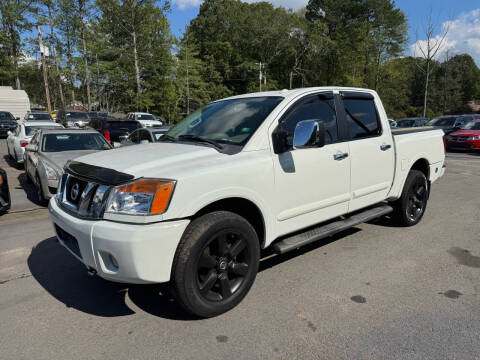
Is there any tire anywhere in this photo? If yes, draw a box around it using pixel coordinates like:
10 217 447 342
390 170 428 227
35 174 48 206
171 211 260 318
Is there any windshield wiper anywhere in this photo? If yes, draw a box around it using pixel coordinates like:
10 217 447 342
178 135 223 150
160 134 178 143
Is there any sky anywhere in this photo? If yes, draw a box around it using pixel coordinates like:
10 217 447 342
167 0 480 64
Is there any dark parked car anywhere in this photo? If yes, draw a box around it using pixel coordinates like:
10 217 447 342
88 117 142 145
0 167 11 214
395 117 429 128
24 111 53 121
120 126 172 146
431 115 477 134
87 111 108 118
56 110 90 128
0 111 19 138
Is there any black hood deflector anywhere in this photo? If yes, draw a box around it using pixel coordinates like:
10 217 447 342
65 161 134 185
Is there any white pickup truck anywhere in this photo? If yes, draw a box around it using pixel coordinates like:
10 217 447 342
49 87 445 317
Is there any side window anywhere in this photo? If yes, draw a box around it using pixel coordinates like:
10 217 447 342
344 98 381 140
280 94 338 147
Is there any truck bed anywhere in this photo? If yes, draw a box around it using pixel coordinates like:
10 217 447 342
392 126 438 136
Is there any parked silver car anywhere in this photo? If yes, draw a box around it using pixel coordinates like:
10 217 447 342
6 121 63 165
24 129 112 203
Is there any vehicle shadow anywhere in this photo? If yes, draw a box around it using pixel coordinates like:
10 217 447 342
2 154 22 169
28 228 364 321
16 172 45 207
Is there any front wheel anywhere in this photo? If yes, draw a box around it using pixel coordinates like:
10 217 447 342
390 170 428 226
171 211 260 318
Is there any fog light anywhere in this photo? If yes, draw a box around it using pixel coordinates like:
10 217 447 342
108 254 119 269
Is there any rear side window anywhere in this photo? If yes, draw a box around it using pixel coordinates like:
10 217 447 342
280 93 338 146
344 98 381 139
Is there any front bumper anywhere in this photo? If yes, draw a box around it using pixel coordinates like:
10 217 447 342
49 198 190 284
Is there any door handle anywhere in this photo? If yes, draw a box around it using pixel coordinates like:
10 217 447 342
380 144 391 151
333 152 349 161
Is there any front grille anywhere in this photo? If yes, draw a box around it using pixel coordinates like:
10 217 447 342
449 136 467 142
55 225 82 259
57 173 111 219
66 177 88 206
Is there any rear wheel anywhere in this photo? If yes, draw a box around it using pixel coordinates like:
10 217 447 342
171 211 260 318
391 170 428 226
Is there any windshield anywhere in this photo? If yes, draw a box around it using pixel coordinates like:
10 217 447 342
165 97 283 146
136 114 155 121
25 126 61 137
105 121 141 132
433 117 456 126
66 112 89 119
42 133 111 152
462 121 480 130
0 112 15 121
27 113 51 120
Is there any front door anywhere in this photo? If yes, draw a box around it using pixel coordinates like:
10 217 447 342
271 92 351 238
340 92 395 212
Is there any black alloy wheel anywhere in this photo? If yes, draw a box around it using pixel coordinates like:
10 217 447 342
406 175 427 222
196 230 252 302
172 211 260 317
391 170 429 226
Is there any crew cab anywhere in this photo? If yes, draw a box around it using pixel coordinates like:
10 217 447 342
49 87 446 317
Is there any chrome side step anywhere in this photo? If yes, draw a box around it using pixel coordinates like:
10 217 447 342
272 204 393 254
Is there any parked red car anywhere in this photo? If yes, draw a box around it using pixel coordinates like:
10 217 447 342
445 119 480 150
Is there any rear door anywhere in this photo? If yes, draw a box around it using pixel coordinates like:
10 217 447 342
340 92 394 212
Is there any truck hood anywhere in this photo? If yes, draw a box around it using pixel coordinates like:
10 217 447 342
73 142 225 178
42 150 106 171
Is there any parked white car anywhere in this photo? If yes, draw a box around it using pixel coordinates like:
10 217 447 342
126 112 163 128
50 87 446 317
6 121 63 164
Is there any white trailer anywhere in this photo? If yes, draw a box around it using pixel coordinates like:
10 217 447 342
0 86 31 120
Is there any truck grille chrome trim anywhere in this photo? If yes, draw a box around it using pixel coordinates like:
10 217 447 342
57 173 111 220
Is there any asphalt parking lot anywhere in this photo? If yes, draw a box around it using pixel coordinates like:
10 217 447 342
0 139 479 360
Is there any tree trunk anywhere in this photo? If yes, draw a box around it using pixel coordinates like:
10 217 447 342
423 60 430 118
81 28 91 111
48 4 65 108
12 41 21 89
132 30 141 96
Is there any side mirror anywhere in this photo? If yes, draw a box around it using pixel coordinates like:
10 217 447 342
293 120 325 149
7 131 12 136
15 117 20 121
25 144 38 152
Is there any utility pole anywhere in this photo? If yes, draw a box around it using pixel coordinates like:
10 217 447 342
186 33 190 115
37 25 52 114
257 62 263 92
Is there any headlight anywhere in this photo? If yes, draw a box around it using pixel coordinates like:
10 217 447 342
446 136 453 140
105 179 176 216
66 121 73 127
44 163 59 180
467 136 480 140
